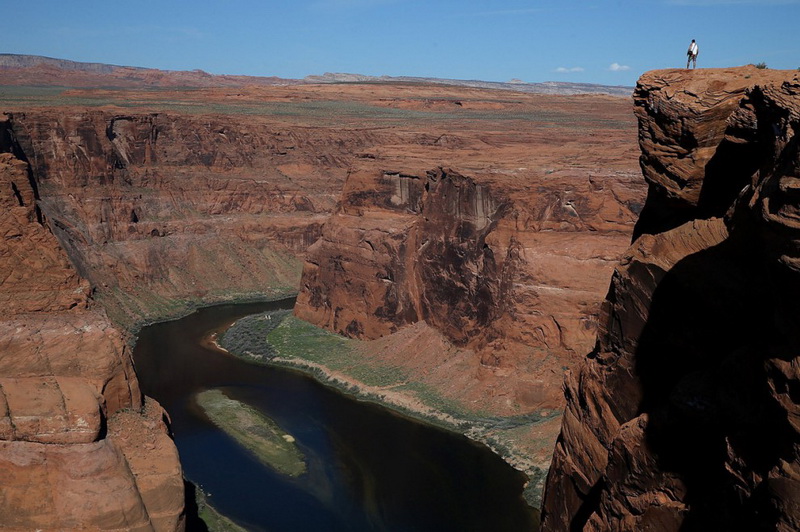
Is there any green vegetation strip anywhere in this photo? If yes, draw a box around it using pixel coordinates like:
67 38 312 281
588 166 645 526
227 313 557 429
265 315 409 387
219 309 292 361
195 389 306 477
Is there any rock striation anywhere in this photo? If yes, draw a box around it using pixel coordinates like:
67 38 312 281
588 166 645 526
0 142 185 529
541 67 800 530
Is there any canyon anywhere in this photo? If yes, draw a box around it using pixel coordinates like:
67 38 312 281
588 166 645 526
0 64 642 528
10 59 796 531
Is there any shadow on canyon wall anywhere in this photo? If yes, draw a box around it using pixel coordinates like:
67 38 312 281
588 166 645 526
635 235 796 529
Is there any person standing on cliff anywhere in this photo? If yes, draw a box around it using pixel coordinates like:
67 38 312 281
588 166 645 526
687 39 699 69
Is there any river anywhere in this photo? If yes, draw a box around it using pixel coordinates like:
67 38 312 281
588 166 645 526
133 299 539 531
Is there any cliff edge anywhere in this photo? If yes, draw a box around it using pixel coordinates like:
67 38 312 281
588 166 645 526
541 67 800 530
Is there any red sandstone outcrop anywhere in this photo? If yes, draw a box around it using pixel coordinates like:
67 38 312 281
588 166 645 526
632 66 777 237
295 97 645 418
541 67 800 530
0 142 185 529
0 152 90 313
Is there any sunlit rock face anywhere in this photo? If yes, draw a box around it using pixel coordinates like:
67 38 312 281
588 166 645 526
296 158 646 412
541 68 800 531
297 167 510 347
0 129 186 530
4 110 354 325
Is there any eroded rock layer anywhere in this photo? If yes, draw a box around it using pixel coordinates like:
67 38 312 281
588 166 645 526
541 67 800 531
3 110 356 325
0 144 185 530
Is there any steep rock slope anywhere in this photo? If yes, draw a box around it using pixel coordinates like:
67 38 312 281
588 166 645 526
541 67 800 531
0 146 184 530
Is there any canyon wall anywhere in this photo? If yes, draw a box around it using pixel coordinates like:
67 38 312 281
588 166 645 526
295 103 645 419
541 67 800 530
3 109 375 325
0 102 375 529
0 104 378 528
0 147 184 530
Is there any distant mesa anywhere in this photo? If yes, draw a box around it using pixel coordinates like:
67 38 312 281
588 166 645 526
0 53 298 88
303 70 633 96
0 53 122 73
0 54 633 96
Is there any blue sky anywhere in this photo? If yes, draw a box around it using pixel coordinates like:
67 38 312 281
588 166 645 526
5 0 800 86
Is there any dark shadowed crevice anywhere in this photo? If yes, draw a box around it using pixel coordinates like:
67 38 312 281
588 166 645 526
183 481 210 532
696 138 762 219
10 181 24 206
3 117 45 224
569 477 605 532
634 235 792 530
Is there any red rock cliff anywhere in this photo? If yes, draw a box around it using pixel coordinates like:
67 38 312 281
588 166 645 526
0 122 185 530
541 67 800 531
5 109 365 324
295 101 645 415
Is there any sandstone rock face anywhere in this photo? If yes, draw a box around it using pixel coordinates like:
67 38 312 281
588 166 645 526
4 110 356 325
0 140 185 530
298 167 510 345
0 150 90 313
541 68 800 531
632 66 788 237
296 97 645 416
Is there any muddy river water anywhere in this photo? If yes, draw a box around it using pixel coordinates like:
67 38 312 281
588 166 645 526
133 300 538 531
